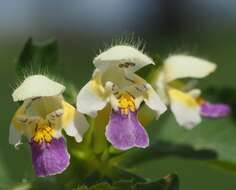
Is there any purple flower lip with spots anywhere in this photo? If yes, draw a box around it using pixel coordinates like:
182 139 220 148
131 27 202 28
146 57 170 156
200 102 231 118
105 110 149 150
30 137 70 177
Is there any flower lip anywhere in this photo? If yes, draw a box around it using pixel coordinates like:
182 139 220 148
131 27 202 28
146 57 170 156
200 102 231 118
93 45 154 72
30 137 70 177
12 75 65 102
105 110 149 150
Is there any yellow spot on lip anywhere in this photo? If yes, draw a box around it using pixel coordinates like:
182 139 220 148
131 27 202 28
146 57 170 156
168 88 199 107
33 122 55 144
118 93 136 115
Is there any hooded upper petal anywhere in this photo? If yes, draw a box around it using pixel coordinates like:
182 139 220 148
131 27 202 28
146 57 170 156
168 88 201 129
164 55 217 82
77 70 108 117
30 137 70 177
105 110 149 150
93 45 154 73
12 75 65 102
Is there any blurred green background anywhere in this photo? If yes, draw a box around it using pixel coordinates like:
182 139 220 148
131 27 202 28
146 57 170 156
0 1 235 189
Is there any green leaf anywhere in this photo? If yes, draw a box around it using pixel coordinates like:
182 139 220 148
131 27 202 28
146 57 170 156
16 38 59 77
5 182 32 190
123 140 216 167
77 183 118 190
62 80 78 104
136 174 179 190
156 113 236 170
76 174 179 190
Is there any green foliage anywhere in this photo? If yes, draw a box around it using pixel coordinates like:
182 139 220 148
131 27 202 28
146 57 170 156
15 38 77 104
76 174 179 190
123 140 216 167
157 116 236 168
16 38 59 77
10 37 236 190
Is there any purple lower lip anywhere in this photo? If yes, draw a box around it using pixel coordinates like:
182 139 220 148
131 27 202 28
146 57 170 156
30 137 70 177
105 110 149 150
200 102 231 118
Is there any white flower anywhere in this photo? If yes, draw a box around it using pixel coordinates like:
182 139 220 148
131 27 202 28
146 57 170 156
77 45 167 150
9 75 89 148
77 45 167 118
156 54 217 129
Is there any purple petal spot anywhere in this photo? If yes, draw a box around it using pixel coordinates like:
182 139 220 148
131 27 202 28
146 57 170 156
30 137 70 177
105 110 149 150
200 102 231 118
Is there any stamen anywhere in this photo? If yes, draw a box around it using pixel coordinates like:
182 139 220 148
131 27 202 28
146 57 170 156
33 122 55 144
118 93 136 115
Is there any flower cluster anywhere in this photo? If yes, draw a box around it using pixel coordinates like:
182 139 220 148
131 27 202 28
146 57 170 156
9 45 231 177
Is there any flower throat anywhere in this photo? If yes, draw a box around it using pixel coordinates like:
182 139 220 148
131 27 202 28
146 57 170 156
118 93 135 115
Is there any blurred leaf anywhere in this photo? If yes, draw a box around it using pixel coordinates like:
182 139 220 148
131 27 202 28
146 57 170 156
77 183 118 190
113 180 134 190
16 38 59 77
136 174 179 190
62 80 78 105
123 141 217 167
154 113 236 171
76 174 179 190
16 38 79 106
5 182 32 190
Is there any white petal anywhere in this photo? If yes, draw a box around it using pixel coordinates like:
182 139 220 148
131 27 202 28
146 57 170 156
143 84 167 118
12 75 65 102
168 88 201 129
164 54 217 82
77 70 108 117
187 89 201 99
64 111 89 143
9 124 22 148
93 45 154 72
155 71 169 104
62 101 89 142
11 103 36 140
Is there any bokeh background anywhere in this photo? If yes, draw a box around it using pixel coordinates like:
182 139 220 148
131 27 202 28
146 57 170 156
0 0 235 189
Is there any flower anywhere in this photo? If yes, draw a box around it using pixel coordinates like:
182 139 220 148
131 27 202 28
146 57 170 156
156 54 231 129
9 75 89 177
77 45 167 150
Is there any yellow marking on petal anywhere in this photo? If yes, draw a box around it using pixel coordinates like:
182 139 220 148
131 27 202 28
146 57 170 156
90 71 107 98
33 122 55 143
168 88 199 107
61 101 76 128
196 97 206 106
12 105 27 130
90 80 106 97
118 93 136 115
